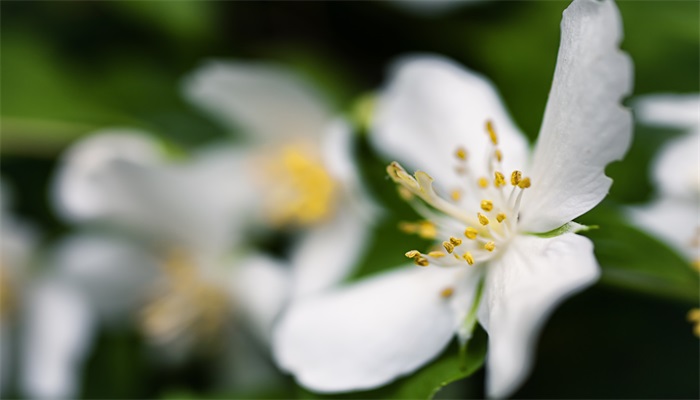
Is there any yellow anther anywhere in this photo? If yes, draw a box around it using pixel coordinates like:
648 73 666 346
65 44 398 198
414 257 429 267
449 237 463 246
486 120 498 145
494 171 506 187
455 147 467 161
463 252 475 265
478 213 490 226
484 242 496 252
440 287 454 298
397 186 414 201
511 170 522 186
688 308 700 337
405 250 421 259
480 200 494 212
443 241 455 254
464 227 478 240
692 259 700 273
417 221 437 239
496 213 507 223
518 177 531 189
428 251 446 258
494 149 503 162
478 177 489 188
398 221 417 234
451 190 461 201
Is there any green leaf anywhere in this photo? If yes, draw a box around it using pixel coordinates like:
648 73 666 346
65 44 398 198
299 328 487 400
578 205 699 304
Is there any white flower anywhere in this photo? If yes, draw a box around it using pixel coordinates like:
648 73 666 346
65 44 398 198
627 94 699 336
182 61 378 298
51 131 289 391
1 179 92 400
272 0 632 398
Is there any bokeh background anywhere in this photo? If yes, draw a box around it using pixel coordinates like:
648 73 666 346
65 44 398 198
1 1 698 399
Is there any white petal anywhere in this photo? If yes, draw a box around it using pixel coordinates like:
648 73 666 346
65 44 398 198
478 233 599 398
290 207 373 299
182 61 333 141
52 129 161 223
635 94 699 130
50 233 159 323
273 265 480 393
520 0 633 233
230 254 291 343
371 55 529 193
627 198 699 260
649 129 700 200
21 280 95 400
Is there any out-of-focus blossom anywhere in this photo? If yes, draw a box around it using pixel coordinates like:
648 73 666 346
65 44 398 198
273 0 632 398
389 0 481 17
628 94 700 336
1 179 92 400
51 131 288 390
183 62 378 299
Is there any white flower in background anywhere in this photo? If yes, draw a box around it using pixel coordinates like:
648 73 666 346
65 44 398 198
50 131 289 391
273 0 632 398
1 179 92 400
627 94 699 335
183 62 378 298
389 0 480 17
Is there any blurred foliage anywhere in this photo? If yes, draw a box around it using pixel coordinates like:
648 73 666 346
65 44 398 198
1 0 698 399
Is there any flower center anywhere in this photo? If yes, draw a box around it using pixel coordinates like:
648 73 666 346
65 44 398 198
140 250 229 348
388 120 532 269
257 143 337 227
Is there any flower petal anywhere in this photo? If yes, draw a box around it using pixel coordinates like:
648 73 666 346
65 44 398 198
627 198 699 260
635 94 699 130
273 265 480 393
50 233 159 323
21 280 95 400
520 0 633 233
371 55 529 192
182 61 333 141
478 233 599 398
230 254 291 342
650 129 700 200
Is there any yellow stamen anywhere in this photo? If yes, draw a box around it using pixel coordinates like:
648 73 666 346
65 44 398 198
451 190 461 201
692 259 700 272
511 170 522 186
440 287 454 298
518 177 531 189
494 171 506 187
688 308 700 337
449 236 463 246
443 241 455 254
484 242 496 252
428 251 446 258
486 120 498 145
496 213 507 223
414 257 429 267
405 250 421 259
455 147 467 161
464 227 478 240
494 149 503 162
478 177 489 188
478 213 490 226
417 221 437 239
480 200 494 212
463 252 475 265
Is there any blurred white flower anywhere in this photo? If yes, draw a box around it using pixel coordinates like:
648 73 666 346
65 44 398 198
1 179 92 400
389 0 482 17
627 94 700 336
51 131 289 390
183 61 378 298
273 0 632 397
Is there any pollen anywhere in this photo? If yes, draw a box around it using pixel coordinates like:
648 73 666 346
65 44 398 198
443 241 455 254
496 213 507 223
484 242 496 252
511 170 522 186
480 200 494 212
494 149 503 162
478 177 489 188
428 251 446 258
451 190 461 201
414 257 430 267
405 250 421 259
463 252 475 265
440 287 455 298
455 147 468 161
449 236 463 246
478 213 490 226
494 171 506 187
486 120 498 145
464 227 478 240
518 177 531 189
399 221 437 239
